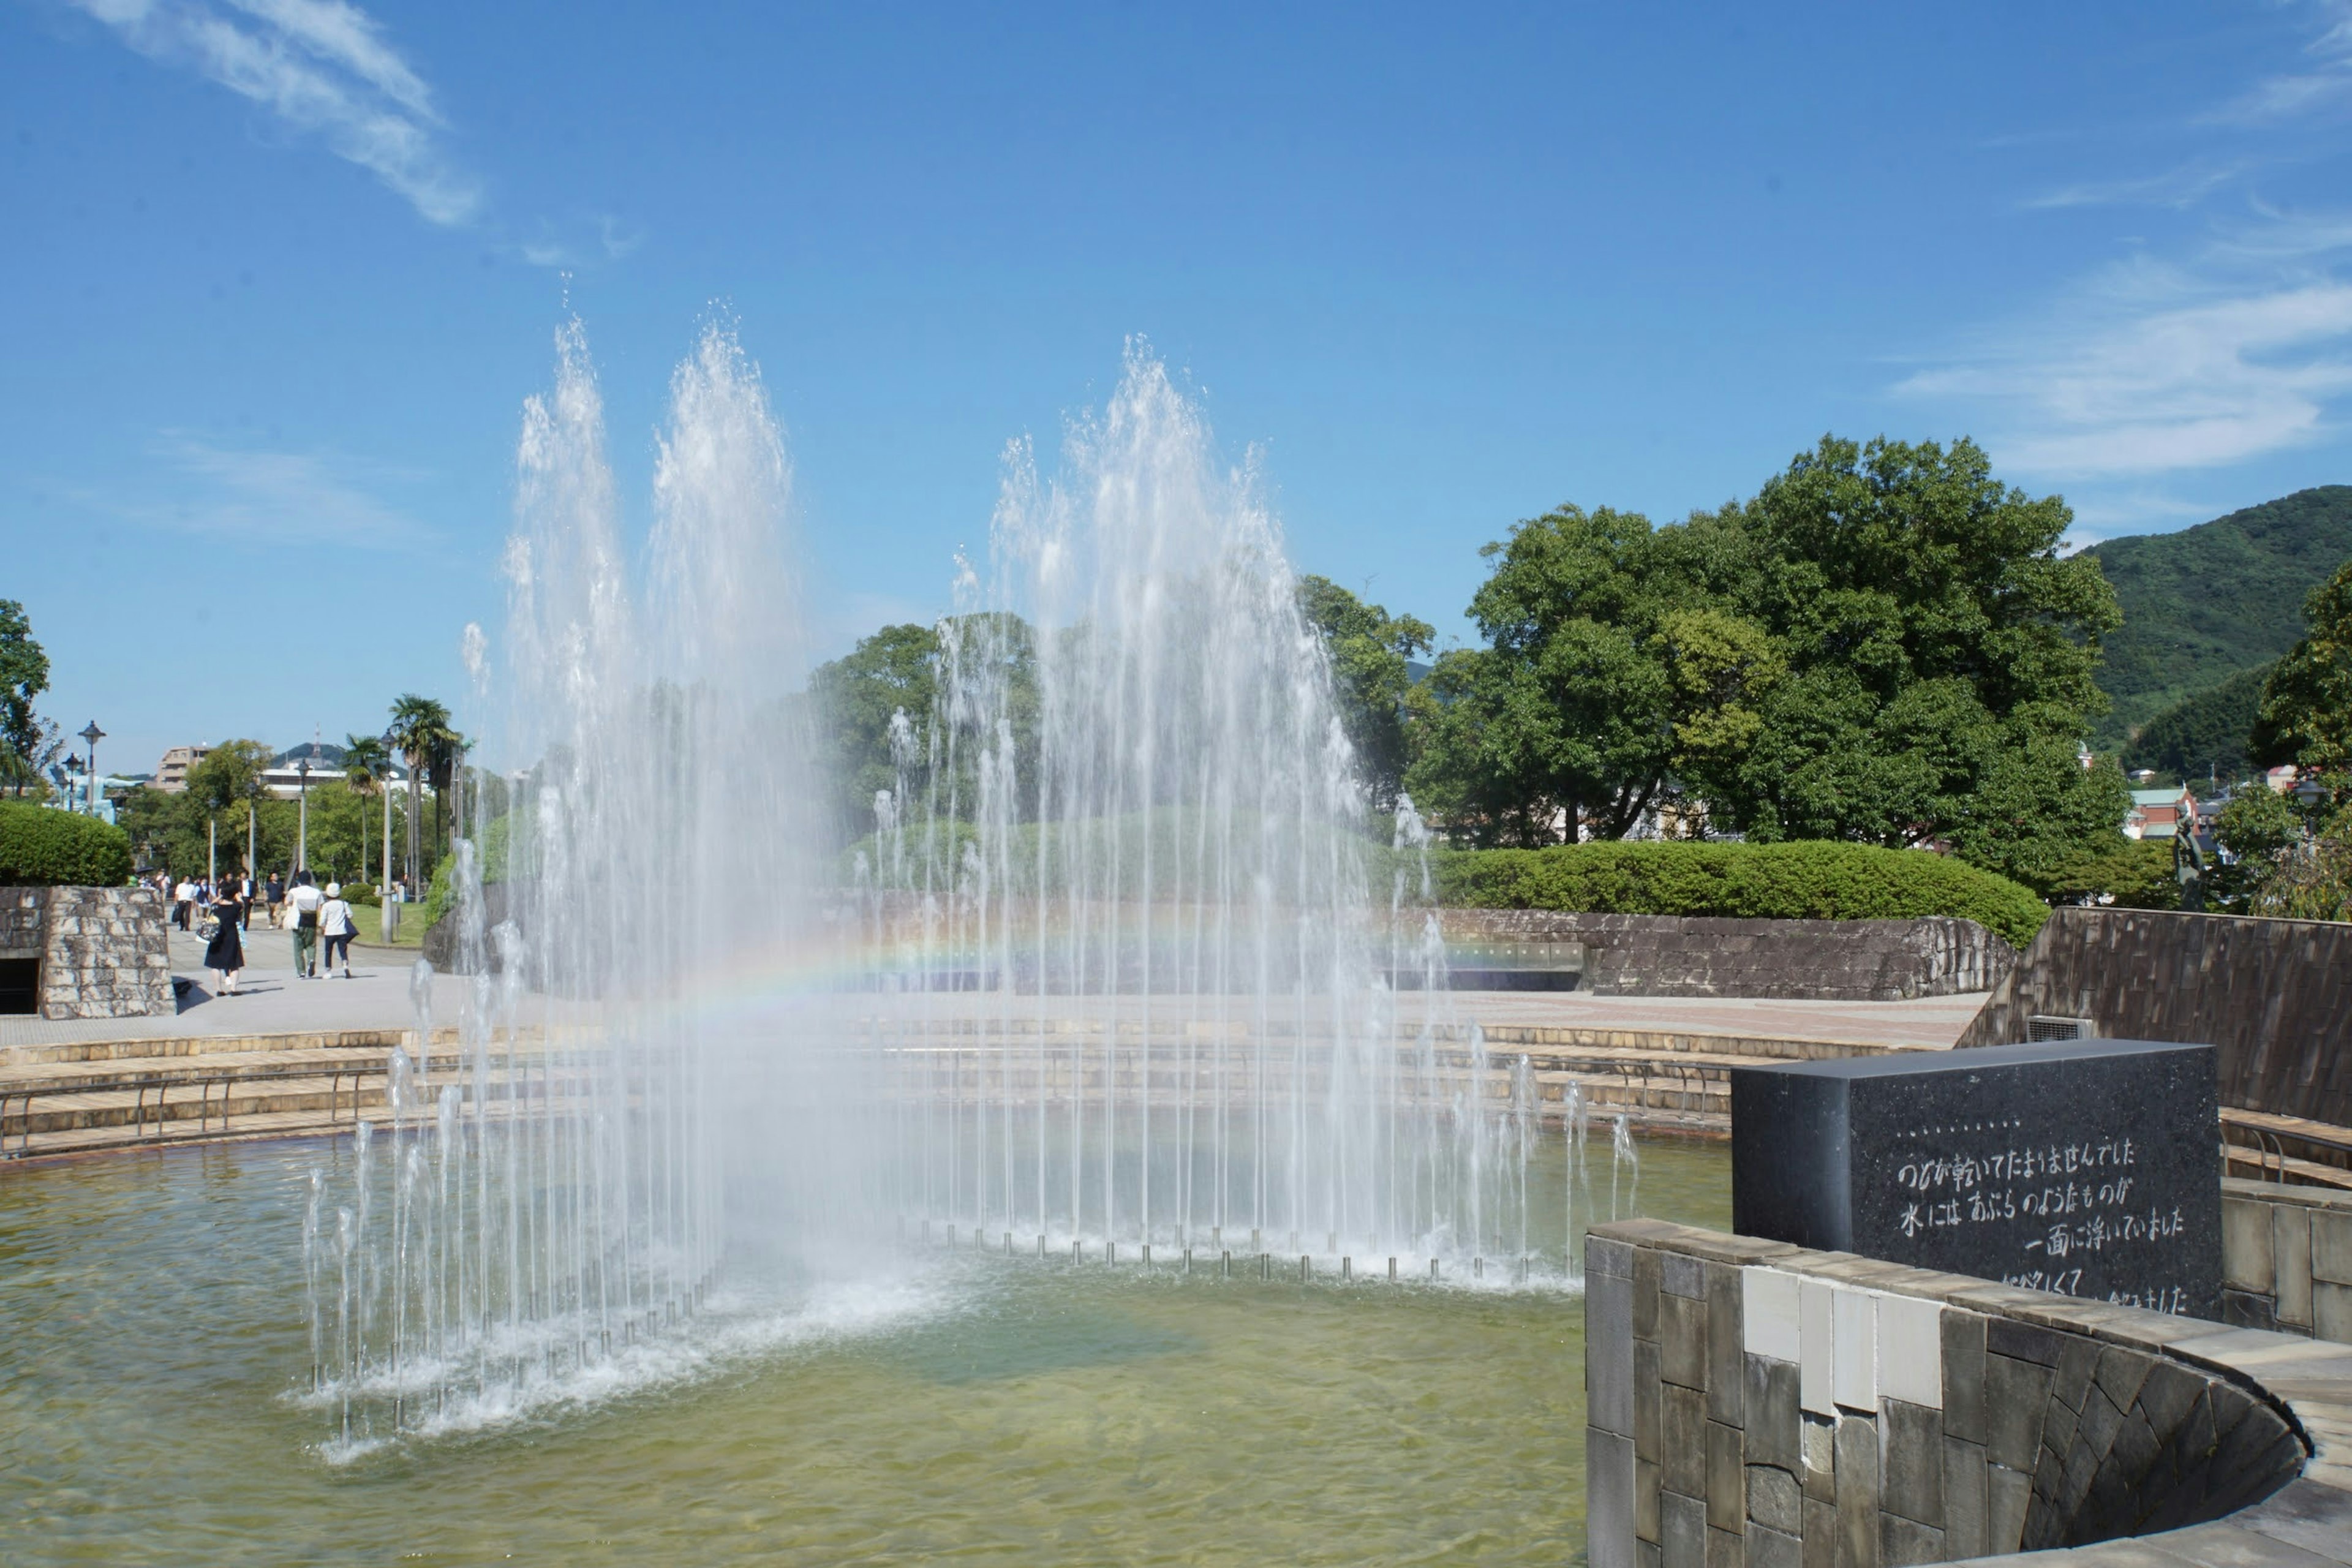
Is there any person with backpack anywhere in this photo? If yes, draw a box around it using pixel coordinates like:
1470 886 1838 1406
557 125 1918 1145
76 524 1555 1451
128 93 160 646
287 871 324 979
320 883 358 979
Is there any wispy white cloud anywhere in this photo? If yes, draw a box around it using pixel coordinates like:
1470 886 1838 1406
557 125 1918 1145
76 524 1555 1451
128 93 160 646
2024 160 2245 211
73 434 438 550
1897 251 2352 478
2203 0 2352 125
69 0 479 225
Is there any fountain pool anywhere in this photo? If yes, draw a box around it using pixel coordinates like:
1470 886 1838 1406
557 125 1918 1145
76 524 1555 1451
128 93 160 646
0 1132 1728 1565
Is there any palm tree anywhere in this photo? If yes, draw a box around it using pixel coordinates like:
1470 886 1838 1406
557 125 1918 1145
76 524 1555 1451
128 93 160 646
386 695 455 894
342 733 390 889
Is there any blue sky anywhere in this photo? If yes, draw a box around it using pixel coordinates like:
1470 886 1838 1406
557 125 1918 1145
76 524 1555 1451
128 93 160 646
8 1 2352 775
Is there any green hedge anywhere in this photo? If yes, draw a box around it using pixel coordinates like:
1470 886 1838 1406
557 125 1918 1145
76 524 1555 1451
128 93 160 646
0 801 134 888
1422 840 2048 948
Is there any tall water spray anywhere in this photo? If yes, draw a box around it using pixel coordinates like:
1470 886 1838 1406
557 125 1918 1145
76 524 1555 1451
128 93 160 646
303 320 873 1448
856 347 1534 1265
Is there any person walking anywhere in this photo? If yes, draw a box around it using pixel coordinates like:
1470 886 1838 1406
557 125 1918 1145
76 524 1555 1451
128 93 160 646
265 873 285 929
172 875 195 932
288 870 324 979
320 882 357 979
202 879 245 995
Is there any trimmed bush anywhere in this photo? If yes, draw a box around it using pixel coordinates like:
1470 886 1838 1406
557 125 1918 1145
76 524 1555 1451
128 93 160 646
1422 840 2048 949
0 801 135 887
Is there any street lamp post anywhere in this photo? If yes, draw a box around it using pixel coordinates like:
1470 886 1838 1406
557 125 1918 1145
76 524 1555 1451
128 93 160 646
296 756 312 875
77 722 104 816
380 728 399 942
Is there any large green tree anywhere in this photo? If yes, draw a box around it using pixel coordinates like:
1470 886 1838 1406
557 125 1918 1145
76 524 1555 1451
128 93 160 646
0 600 52 797
2250 558 2352 772
1706 435 2124 888
1295 576 1433 810
1404 504 1765 845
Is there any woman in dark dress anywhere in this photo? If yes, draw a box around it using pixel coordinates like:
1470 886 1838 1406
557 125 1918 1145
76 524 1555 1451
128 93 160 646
203 880 246 995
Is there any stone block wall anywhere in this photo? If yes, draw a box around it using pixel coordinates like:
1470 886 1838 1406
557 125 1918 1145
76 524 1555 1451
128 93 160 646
2221 1178 2352 1343
1956 908 2352 1127
0 888 43 957
1587 1219 2328 1568
1 886 176 1020
1435 912 2013 1001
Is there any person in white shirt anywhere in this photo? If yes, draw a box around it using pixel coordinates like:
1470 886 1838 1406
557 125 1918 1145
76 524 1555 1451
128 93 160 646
172 878 195 932
319 883 357 979
287 871 325 979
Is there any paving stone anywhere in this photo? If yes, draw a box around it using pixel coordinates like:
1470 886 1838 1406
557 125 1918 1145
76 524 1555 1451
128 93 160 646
1664 1383 1708 1497
1942 1308 1988 1446
1835 1415 1879 1568
1876 1513 1942 1568
1799 1494 1836 1568
2225 1197 2279 1294
2277 1209 2315 1330
1747 1462 1804 1535
1746 1267 1802 1362
1803 1412 1837 1504
1942 1435 1988 1560
2224 1289 2285 1334
1987 1317 2064 1367
1591 1268 1635 1438
1708 1263 1745 1425
1877 1396 1943 1529
1986 1463 2032 1555
1748 1521 1802 1568
1663 1291 1711 1391
1986 1352 2055 1471
2314 1212 2352 1290
1660 1490 1707 1568
2313 1281 2352 1345
1590 1428 1637 1568
1637 1338 1664 1464
2097 1346 2157 1414
1707 1420 1744 1532
2150 1520 2351 1568
1746 1354 1801 1472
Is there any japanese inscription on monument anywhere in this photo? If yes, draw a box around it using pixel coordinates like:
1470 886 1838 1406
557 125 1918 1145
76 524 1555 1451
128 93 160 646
1728 1038 2222 1318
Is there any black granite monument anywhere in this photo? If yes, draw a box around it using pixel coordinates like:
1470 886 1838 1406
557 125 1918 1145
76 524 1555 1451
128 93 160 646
1730 1037 2222 1317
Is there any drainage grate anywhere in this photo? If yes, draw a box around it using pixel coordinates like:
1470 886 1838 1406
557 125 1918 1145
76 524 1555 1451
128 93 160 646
2026 1014 2095 1042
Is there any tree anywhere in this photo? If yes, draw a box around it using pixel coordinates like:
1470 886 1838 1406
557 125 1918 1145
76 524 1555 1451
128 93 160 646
1708 435 2124 883
2250 559 2352 772
186 740 271 878
1404 504 1761 844
341 733 390 888
0 601 51 797
387 695 457 891
1294 576 1433 810
808 624 942 845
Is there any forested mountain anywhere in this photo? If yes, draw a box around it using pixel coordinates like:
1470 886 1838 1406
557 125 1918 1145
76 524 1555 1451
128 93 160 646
2086 486 2352 750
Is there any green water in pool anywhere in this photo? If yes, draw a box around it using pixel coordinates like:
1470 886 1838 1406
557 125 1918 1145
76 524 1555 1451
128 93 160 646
0 1133 1730 1565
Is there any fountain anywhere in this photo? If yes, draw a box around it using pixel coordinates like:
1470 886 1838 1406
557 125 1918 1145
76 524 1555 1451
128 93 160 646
847 345 1548 1268
292 324 1657 1457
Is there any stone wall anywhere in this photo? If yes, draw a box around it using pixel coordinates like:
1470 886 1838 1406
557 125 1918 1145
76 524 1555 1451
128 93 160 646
0 888 43 957
1955 907 2352 1127
1437 911 2013 1001
0 885 176 1020
2222 1177 2352 1342
1585 1219 2348 1568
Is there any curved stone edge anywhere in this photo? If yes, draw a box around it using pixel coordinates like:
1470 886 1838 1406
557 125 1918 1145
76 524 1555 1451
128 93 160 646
1584 1218 2352 1568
